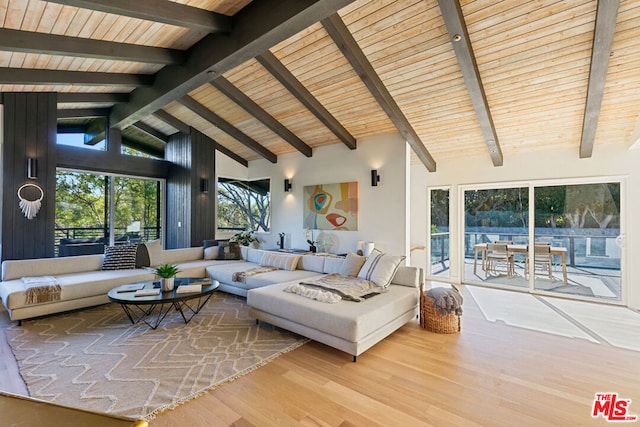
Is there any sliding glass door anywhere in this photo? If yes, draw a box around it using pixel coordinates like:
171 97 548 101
459 180 623 303
532 183 621 302
463 186 529 289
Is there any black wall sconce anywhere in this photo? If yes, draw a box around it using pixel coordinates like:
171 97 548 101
371 169 380 187
27 158 37 179
284 178 292 192
200 178 209 193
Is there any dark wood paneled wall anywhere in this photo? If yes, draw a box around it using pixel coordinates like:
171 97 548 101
1 93 57 260
190 129 216 245
166 132 192 249
165 129 215 249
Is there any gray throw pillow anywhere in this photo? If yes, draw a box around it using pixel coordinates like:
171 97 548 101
339 251 367 276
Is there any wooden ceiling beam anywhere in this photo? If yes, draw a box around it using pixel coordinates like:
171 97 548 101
109 0 356 130
437 0 503 167
45 0 231 33
153 110 249 166
178 96 278 164
153 109 190 135
57 93 130 104
211 77 312 157
580 0 620 158
0 68 152 87
0 28 185 64
321 13 436 172
257 51 356 150
132 121 170 143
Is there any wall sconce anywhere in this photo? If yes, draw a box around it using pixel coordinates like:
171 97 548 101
371 169 380 187
27 158 37 179
284 178 292 192
200 178 209 193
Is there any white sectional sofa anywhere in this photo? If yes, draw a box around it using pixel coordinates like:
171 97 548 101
0 244 240 324
0 244 422 360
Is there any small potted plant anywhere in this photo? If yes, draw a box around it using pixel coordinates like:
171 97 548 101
306 229 317 253
232 230 259 247
155 263 180 292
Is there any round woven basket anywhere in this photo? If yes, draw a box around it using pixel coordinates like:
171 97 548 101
420 292 461 334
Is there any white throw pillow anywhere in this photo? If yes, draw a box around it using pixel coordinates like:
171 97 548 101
204 245 218 260
357 248 405 287
339 251 367 277
260 252 301 271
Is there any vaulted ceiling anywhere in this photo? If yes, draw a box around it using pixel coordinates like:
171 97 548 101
1 0 639 171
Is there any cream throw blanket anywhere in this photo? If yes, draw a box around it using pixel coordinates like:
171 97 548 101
286 273 386 303
22 276 62 305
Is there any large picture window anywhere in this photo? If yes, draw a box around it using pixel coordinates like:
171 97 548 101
55 170 162 256
216 178 270 233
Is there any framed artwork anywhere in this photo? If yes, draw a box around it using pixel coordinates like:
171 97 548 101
303 181 359 230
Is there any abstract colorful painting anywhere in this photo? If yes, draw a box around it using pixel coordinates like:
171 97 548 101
303 181 359 230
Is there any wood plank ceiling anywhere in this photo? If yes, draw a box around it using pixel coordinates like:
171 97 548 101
1 0 639 171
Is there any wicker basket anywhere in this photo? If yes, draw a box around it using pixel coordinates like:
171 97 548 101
420 287 461 334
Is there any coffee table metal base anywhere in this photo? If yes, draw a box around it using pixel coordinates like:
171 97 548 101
117 292 214 330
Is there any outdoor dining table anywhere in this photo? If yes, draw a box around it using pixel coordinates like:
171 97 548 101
473 243 568 283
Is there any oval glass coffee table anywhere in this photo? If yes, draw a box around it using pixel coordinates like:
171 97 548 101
108 278 219 330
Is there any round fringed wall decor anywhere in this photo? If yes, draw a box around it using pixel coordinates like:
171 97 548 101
17 183 44 220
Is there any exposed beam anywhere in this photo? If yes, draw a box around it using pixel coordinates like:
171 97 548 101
211 77 312 157
437 0 503 167
57 108 111 118
45 0 231 33
179 96 278 164
0 28 185 64
109 0 356 130
153 110 191 134
257 51 356 150
580 0 619 158
196 130 249 168
0 68 153 87
132 121 170 143
153 109 249 166
321 14 436 172
57 93 130 104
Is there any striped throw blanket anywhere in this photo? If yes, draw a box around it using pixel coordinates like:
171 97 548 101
289 273 387 303
232 266 279 283
22 276 62 305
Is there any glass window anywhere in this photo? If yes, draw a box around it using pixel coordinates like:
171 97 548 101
55 170 162 256
429 188 450 279
217 178 270 233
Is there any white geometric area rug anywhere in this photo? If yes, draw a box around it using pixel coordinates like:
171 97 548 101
5 292 307 421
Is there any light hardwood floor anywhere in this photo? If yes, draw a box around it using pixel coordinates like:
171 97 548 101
1 285 639 426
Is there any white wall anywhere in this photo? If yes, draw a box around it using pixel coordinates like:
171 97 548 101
248 133 409 256
410 143 640 309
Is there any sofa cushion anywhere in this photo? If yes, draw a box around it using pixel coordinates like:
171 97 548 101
101 245 138 270
323 257 344 274
339 252 366 277
297 254 325 273
260 252 300 271
2 255 104 281
0 269 154 310
246 248 265 263
247 282 419 342
144 240 164 266
357 249 405 287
